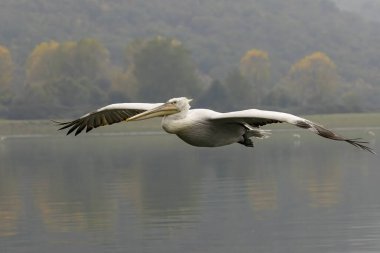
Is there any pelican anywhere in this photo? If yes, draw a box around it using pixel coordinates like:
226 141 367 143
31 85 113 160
55 97 374 153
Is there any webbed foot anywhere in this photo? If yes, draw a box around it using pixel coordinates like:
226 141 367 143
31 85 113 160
238 134 254 147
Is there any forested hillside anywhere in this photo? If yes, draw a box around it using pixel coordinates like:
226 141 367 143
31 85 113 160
0 0 379 118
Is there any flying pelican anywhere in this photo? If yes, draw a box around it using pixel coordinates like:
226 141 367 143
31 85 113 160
55 97 374 153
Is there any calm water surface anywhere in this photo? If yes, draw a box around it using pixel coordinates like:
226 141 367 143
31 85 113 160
0 129 379 253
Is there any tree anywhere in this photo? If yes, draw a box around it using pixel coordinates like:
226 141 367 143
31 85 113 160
239 49 271 106
282 52 341 110
224 69 253 110
108 66 137 103
132 37 201 101
0 44 13 90
341 79 380 112
0 44 13 114
20 39 112 118
196 80 231 111
27 39 110 85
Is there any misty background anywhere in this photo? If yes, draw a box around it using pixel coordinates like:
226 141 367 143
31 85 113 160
0 0 380 119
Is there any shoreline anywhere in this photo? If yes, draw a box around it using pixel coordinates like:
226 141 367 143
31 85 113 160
1 113 379 137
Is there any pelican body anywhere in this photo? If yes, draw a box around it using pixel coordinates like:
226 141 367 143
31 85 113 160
56 97 374 153
163 109 248 147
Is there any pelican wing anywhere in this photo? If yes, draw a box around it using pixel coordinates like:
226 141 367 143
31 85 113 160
210 109 375 153
55 103 163 136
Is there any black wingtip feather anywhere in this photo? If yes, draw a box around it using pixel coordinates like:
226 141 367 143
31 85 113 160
75 123 86 135
54 108 146 136
345 139 376 154
300 121 375 154
86 126 93 133
51 120 65 125
67 124 78 135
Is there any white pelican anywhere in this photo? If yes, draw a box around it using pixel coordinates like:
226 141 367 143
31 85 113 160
56 97 374 153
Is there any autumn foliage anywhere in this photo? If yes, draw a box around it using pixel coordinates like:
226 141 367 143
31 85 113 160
0 44 13 111
286 52 340 107
1 38 379 118
239 49 271 106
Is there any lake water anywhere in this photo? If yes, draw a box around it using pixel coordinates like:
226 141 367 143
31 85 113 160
0 128 379 253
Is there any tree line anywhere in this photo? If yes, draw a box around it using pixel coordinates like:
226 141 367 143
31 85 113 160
2 0 380 88
1 37 379 119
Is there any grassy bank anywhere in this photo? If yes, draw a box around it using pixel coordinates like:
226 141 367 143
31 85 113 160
1 113 379 136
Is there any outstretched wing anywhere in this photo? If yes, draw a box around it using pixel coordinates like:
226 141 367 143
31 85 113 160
55 103 163 136
210 109 375 154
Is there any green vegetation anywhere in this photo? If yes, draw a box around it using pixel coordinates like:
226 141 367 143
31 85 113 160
0 0 380 119
132 37 201 101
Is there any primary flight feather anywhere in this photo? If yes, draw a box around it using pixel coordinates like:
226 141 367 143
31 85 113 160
55 97 375 153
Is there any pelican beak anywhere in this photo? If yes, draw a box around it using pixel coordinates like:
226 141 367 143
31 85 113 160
126 102 179 121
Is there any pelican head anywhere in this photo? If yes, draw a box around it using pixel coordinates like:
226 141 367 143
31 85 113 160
127 97 192 121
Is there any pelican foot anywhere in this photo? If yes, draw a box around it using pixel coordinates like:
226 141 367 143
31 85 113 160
238 134 254 147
